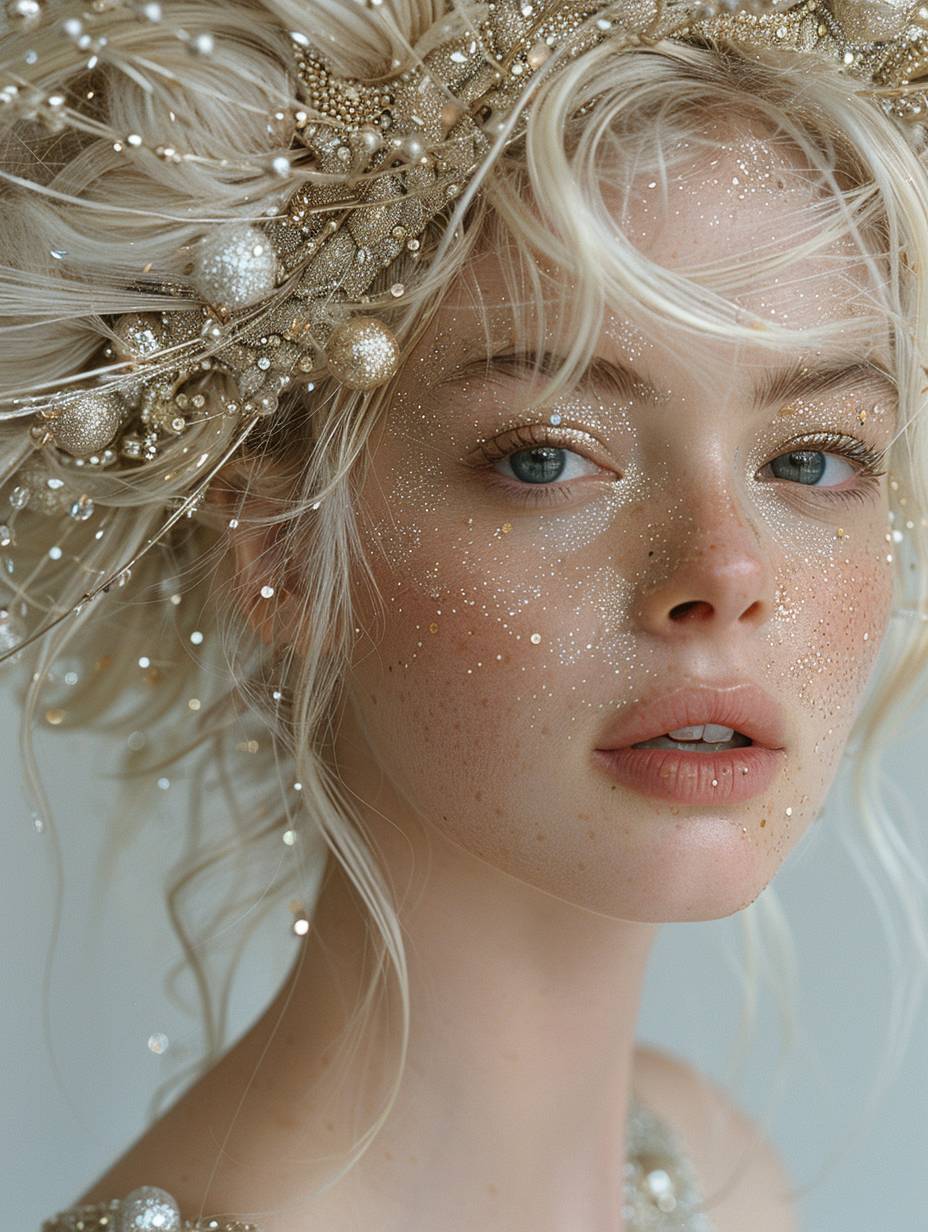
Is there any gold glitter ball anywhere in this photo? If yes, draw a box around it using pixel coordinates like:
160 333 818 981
48 389 125 457
325 316 400 390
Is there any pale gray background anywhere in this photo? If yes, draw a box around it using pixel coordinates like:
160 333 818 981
5 630 928 1232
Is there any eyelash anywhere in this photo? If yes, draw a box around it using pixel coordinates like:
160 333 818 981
474 425 889 508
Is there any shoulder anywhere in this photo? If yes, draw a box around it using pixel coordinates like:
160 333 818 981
633 1044 799 1232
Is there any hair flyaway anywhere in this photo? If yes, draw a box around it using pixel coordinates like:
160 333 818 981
0 0 926 667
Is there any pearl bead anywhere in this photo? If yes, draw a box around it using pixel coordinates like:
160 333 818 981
401 133 426 161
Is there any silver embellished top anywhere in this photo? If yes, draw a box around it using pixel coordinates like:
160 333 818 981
41 1091 717 1232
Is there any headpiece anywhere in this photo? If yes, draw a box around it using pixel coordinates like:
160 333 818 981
0 0 925 664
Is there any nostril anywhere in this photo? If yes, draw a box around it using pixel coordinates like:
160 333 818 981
669 600 713 622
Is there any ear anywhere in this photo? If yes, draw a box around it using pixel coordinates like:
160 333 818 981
207 477 308 653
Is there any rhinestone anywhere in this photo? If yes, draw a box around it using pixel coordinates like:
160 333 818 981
68 496 95 521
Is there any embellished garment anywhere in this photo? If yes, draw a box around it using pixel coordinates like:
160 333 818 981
40 1091 717 1231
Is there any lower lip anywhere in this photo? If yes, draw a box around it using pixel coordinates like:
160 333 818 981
592 743 786 805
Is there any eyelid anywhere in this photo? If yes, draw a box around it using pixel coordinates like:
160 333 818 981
460 422 616 470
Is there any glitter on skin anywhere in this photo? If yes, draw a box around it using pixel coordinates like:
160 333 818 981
339 126 897 924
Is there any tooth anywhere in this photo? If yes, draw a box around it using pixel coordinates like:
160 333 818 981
667 724 704 740
701 723 735 742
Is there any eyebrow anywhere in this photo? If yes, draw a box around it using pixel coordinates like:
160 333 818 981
441 348 898 409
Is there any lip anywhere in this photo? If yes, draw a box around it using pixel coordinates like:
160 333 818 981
595 682 787 752
592 681 787 806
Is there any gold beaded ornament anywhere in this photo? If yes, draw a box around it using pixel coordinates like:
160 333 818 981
1 0 928 664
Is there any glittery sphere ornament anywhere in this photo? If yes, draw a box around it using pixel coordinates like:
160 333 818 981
111 313 164 363
324 316 400 390
831 0 913 40
191 222 278 311
117 1186 181 1232
47 389 125 457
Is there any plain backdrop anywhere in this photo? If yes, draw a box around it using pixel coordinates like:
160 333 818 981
4 625 928 1232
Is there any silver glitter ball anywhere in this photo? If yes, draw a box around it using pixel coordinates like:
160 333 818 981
48 390 125 457
118 1186 181 1232
325 316 400 391
191 221 278 311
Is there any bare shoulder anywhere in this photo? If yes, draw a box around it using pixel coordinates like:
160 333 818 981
633 1044 799 1232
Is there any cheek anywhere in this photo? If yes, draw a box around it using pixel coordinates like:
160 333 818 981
771 504 894 816
346 510 607 873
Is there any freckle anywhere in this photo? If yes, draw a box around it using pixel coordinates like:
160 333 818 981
760 818 767 828
494 806 503 817
535 831 546 841
488 1183 499 1198
587 829 596 839
475 789 482 801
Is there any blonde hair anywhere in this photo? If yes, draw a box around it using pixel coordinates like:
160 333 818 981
4 0 928 1215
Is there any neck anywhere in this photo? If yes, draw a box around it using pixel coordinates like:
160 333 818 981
247 730 660 1232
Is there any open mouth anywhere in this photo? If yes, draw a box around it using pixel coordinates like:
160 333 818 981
630 724 753 753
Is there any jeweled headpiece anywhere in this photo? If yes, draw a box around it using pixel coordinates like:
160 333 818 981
0 0 926 663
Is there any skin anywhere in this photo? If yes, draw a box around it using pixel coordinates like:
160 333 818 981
78 126 898 1230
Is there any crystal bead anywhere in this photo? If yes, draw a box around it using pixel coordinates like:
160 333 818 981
117 1187 181 1232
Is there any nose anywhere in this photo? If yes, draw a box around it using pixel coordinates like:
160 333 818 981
633 484 776 637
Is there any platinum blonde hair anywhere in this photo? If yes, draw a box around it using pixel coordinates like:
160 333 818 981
4 0 928 1212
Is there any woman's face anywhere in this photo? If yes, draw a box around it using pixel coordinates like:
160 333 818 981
336 129 897 922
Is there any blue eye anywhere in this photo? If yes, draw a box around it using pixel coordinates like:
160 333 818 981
473 425 888 509
502 444 600 485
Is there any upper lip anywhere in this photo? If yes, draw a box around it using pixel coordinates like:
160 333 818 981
594 682 787 751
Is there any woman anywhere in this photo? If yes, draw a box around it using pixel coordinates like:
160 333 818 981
6 0 926 1228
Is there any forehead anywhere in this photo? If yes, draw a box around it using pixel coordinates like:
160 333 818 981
419 126 889 373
